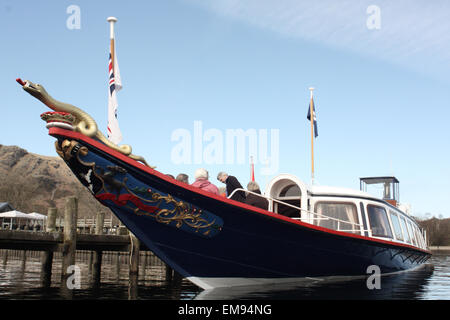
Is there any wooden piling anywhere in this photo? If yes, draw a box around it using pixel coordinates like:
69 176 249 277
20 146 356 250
2 250 8 266
165 263 173 281
95 211 105 235
41 207 57 286
142 251 147 277
115 252 121 280
40 250 53 286
129 234 140 276
46 207 57 232
61 196 77 284
92 211 105 285
88 250 93 274
128 233 140 300
92 250 102 285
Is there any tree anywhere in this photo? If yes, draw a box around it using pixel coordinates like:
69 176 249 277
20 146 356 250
417 217 450 246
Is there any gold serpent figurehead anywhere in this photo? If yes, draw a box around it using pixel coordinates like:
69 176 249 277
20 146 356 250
21 79 98 137
17 78 152 167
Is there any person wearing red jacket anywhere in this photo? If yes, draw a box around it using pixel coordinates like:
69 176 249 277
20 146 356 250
191 168 220 195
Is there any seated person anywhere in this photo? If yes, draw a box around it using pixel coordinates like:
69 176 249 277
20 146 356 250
245 181 269 210
176 173 189 184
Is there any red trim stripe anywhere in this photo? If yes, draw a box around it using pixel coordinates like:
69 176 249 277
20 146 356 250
48 127 431 255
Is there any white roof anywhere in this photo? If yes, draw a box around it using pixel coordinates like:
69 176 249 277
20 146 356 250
264 173 381 201
309 185 376 199
0 211 47 220
28 212 47 220
0 210 30 218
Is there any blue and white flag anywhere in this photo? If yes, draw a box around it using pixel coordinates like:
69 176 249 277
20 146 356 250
307 97 318 138
107 51 123 144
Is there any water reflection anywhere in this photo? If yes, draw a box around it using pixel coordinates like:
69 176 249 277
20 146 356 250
420 253 450 300
0 250 201 300
195 264 435 300
0 250 448 300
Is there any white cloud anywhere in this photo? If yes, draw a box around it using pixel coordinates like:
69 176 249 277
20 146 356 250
186 0 450 79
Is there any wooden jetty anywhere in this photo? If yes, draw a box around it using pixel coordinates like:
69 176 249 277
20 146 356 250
0 196 179 288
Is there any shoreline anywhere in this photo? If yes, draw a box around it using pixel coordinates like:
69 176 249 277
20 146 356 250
429 246 450 252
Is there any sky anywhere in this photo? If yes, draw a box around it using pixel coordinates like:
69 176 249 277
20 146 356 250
1 0 449 218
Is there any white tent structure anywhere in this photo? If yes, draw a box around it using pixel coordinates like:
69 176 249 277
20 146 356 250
0 210 46 230
28 212 48 220
0 210 30 219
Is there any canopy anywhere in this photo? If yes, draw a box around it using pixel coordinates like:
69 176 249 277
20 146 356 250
0 211 47 220
28 212 47 220
0 210 30 219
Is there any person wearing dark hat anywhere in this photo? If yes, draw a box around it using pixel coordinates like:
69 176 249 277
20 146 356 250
217 172 246 203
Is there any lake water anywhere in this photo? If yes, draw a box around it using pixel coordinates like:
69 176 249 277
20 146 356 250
0 250 448 300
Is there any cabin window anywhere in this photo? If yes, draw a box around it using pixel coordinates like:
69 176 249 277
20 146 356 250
399 216 411 244
367 205 393 238
275 184 302 218
406 220 417 246
389 211 404 241
314 202 359 233
414 226 423 248
279 184 301 197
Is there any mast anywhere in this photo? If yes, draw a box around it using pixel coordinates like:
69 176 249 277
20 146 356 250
309 87 315 185
106 16 123 144
107 17 117 74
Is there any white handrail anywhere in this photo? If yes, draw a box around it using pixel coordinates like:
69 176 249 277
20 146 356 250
227 188 429 250
227 188 364 231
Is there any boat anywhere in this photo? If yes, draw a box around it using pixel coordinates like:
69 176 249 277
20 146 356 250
17 78 431 290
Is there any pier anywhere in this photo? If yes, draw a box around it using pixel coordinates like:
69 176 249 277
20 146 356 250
0 196 180 288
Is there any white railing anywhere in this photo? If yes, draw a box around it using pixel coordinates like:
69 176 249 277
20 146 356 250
55 217 114 228
228 188 430 250
0 217 114 233
227 188 365 234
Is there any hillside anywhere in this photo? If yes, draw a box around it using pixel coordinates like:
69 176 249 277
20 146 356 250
0 144 115 220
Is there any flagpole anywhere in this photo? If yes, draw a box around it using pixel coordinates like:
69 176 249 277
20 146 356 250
309 87 315 185
250 156 255 182
107 17 117 74
106 16 123 144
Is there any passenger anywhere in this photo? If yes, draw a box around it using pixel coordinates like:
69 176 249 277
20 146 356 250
176 173 189 184
166 174 175 179
217 172 246 203
218 187 227 197
245 181 269 210
191 168 220 195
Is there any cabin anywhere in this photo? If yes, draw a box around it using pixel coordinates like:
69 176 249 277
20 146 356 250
231 175 428 251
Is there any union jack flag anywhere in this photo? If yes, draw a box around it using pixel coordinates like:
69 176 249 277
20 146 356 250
107 52 122 144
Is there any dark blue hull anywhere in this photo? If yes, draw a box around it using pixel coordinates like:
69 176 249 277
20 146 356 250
51 128 431 289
